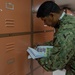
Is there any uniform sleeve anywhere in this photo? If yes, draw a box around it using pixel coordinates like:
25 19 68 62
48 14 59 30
43 40 53 46
37 29 75 71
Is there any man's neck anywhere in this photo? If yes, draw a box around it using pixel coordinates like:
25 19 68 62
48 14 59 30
58 10 64 19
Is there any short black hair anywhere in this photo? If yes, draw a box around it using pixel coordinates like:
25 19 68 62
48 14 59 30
37 1 61 18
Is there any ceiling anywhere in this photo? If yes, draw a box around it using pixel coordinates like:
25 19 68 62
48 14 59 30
55 0 75 11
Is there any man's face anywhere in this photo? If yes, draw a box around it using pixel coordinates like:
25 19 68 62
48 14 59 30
41 14 58 27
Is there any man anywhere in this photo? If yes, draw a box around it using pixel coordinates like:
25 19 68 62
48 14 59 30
36 1 75 75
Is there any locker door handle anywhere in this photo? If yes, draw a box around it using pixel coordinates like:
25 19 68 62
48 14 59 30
0 9 2 11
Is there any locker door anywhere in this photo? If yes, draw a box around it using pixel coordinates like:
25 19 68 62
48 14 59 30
0 0 31 33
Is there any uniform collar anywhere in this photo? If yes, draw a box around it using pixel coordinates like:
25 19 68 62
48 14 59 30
59 12 65 20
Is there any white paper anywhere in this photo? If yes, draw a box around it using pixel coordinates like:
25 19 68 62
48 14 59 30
27 47 45 59
53 69 66 75
27 46 53 59
36 46 53 52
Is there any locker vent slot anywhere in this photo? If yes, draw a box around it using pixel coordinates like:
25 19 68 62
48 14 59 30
5 19 15 27
6 42 15 52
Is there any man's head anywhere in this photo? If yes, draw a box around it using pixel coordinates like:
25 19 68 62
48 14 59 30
37 1 61 27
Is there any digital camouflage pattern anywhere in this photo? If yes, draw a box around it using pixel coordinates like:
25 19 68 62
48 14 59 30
37 14 75 75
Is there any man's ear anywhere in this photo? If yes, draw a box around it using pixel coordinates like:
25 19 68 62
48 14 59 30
49 13 55 17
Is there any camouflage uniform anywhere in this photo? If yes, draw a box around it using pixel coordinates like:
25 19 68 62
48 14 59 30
37 14 75 75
